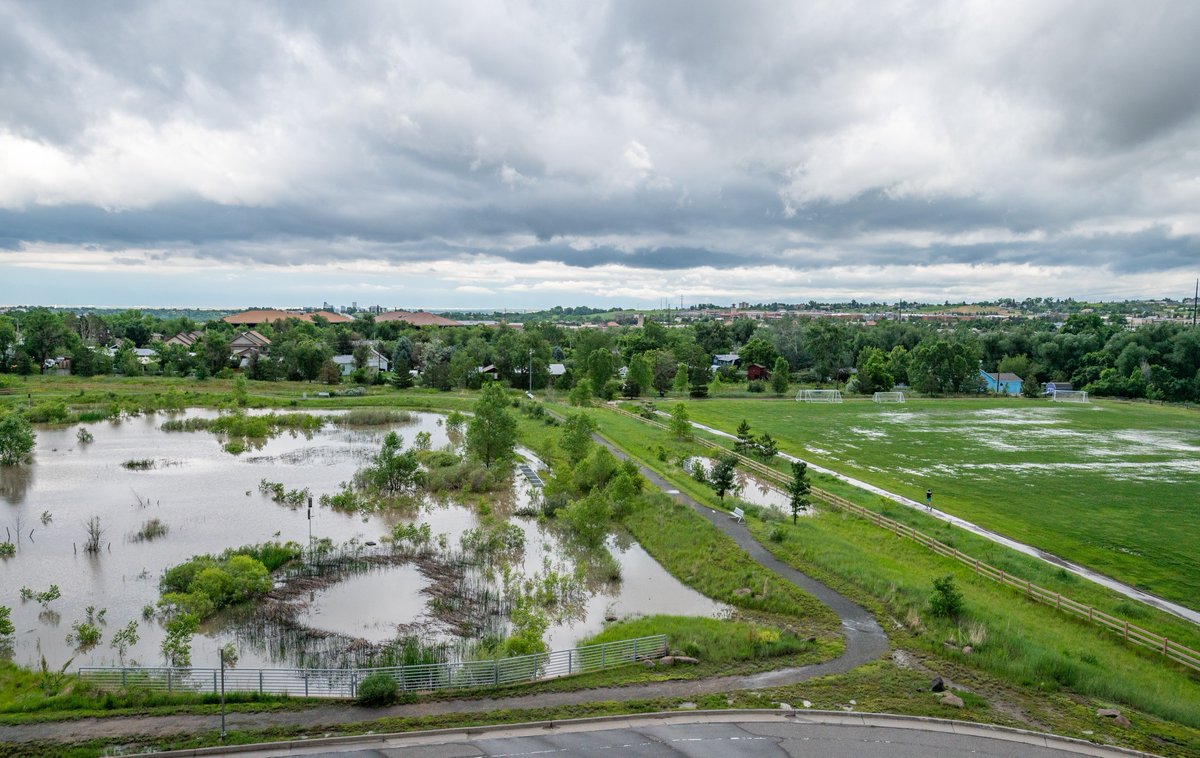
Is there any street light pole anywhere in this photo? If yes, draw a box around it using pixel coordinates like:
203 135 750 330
528 347 533 394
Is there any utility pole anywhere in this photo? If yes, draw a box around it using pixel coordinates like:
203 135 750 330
1193 278 1198 327
528 347 533 394
307 495 313 561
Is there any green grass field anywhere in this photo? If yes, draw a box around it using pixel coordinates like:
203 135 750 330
673 396 1200 608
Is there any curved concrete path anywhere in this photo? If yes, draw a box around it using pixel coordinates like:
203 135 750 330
683 415 1200 626
0 432 888 747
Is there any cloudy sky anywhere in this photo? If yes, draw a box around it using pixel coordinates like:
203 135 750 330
2 1 1198 310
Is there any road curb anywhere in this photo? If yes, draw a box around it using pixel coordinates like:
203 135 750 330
137 708 1159 757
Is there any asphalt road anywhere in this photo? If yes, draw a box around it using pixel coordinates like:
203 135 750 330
210 713 1149 758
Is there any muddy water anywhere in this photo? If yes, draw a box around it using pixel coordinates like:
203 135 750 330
0 410 722 671
683 456 799 514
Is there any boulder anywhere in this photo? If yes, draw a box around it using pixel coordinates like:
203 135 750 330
642 659 656 668
1114 715 1131 728
778 702 793 711
940 693 964 708
604 613 617 622
962 646 973 655
677 701 697 710
1096 708 1121 718
931 676 946 692
658 656 675 666
802 700 812 708
733 587 753 597
674 656 700 665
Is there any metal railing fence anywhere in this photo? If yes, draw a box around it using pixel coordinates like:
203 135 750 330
79 634 667 698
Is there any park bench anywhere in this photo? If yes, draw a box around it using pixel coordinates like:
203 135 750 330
730 506 745 524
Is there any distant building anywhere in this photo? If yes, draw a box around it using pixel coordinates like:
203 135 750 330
746 363 770 381
1043 381 1072 395
230 331 271 366
980 370 1023 395
712 353 740 368
163 330 204 348
375 310 462 327
222 309 353 327
332 349 389 376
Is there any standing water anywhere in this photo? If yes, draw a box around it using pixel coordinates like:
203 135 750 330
0 409 723 671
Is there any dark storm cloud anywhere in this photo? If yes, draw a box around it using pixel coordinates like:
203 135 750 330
1 0 1198 303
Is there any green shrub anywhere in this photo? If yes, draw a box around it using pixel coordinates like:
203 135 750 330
929 575 965 618
356 671 398 706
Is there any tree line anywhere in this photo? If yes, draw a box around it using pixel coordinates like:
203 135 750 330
1 306 1197 402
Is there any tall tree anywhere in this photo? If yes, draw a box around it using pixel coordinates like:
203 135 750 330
770 356 790 395
19 308 67 373
467 382 517 468
804 320 849 383
559 412 597 465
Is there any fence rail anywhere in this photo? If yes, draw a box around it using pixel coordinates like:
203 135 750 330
79 634 667 699
608 405 1200 673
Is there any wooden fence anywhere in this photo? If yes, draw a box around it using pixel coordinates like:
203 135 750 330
607 406 1200 673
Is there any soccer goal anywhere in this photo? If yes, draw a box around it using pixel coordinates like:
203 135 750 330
796 389 843 403
873 391 905 403
1052 390 1089 403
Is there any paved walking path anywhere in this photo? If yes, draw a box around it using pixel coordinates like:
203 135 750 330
0 432 887 747
683 416 1200 626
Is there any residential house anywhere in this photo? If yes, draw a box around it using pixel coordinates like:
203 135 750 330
980 370 1023 395
712 353 740 369
230 331 271 367
746 363 770 381
164 330 204 348
331 349 390 376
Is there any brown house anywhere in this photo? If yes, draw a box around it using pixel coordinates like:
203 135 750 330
222 309 353 327
746 363 771 381
375 310 462 327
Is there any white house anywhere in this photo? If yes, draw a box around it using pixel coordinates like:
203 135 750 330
331 349 390 376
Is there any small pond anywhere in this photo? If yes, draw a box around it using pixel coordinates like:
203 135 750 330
0 409 724 671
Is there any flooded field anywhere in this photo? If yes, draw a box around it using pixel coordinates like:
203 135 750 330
0 409 722 671
683 456 799 514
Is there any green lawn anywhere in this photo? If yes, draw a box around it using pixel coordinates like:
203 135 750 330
585 407 1200 730
671 396 1200 607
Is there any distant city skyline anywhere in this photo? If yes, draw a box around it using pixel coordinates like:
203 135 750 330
2 1 1199 307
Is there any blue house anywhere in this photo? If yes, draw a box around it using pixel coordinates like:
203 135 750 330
980 370 1023 395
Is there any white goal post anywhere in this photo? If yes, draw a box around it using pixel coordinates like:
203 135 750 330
872 391 905 403
1052 390 1089 403
796 389 843 403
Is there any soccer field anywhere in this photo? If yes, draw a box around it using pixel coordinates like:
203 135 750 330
678 397 1200 609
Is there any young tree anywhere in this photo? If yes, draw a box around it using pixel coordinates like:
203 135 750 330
559 412 597 465
672 364 690 395
0 605 13 638
391 353 414 388
0 412 36 465
710 455 738 501
568 378 593 406
467 382 516 468
771 356 790 395
734 419 755 453
668 403 691 439
788 460 811 524
366 432 424 493
318 358 342 384
755 433 778 461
